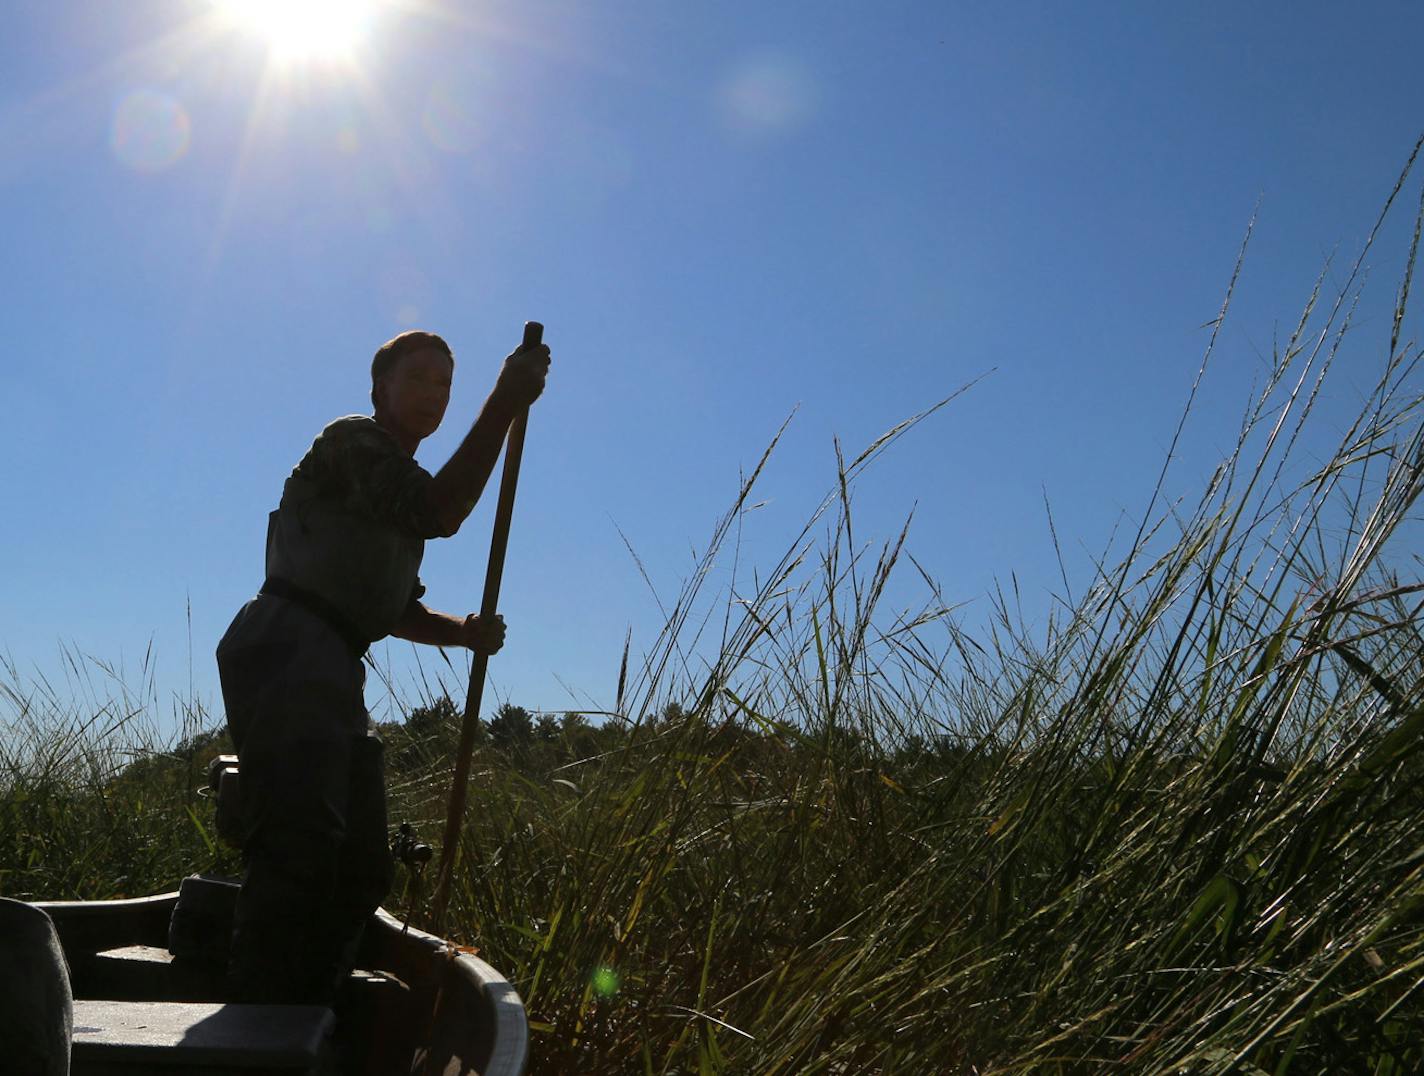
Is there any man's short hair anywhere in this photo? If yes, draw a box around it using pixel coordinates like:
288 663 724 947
371 331 455 407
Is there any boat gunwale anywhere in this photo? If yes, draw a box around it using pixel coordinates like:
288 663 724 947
367 907 529 1076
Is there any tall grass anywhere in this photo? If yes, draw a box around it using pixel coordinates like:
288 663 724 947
390 142 1424 1073
4 145 1424 1073
0 643 233 899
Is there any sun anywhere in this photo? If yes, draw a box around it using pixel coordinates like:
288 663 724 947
215 0 379 62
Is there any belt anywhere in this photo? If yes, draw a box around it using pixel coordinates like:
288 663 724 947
259 578 370 658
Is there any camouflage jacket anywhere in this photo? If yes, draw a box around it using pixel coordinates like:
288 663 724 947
265 415 445 644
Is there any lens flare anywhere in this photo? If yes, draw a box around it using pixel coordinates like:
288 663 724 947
110 90 191 172
379 263 431 324
422 81 483 155
719 54 817 135
590 965 620 998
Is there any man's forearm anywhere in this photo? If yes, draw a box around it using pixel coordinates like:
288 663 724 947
389 601 465 647
426 392 518 535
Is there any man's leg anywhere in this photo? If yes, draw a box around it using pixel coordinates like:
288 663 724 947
217 603 387 1004
230 730 358 1005
323 731 396 982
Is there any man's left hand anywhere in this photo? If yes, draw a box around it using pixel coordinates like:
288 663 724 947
462 613 506 655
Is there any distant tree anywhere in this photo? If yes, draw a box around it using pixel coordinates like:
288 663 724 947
113 726 234 794
406 695 461 740
384 694 464 769
552 712 601 760
487 703 534 749
534 714 560 742
657 701 691 729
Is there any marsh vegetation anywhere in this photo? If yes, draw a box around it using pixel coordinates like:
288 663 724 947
4 152 1424 1073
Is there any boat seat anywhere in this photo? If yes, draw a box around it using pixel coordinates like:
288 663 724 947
76 944 227 1002
70 999 335 1075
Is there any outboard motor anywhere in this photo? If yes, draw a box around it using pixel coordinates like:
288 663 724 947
165 756 245 970
205 753 244 848
0 898 72 1075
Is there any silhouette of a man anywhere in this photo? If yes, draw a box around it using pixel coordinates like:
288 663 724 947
215 329 550 1004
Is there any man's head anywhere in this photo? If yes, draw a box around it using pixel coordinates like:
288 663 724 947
371 330 455 446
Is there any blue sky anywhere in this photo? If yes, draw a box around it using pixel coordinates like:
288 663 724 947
3 1 1422 735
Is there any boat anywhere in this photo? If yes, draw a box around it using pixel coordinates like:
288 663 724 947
34 879 528 1075
17 754 528 1074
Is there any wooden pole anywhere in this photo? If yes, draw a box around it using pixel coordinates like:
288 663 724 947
428 320 543 935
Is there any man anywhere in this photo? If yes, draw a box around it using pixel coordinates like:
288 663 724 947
215 329 550 1004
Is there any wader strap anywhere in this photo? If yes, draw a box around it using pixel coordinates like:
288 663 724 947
259 578 371 658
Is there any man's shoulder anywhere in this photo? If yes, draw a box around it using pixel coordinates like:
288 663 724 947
292 416 400 484
319 414 382 437
286 414 437 536
313 415 399 452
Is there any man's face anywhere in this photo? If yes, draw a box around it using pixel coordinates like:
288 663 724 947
380 346 453 440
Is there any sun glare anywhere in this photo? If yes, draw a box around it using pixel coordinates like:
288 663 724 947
216 0 377 62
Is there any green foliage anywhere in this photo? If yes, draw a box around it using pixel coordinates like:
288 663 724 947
0 658 239 898
488 703 534 749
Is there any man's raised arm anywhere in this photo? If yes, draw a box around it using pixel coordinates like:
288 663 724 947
426 342 550 536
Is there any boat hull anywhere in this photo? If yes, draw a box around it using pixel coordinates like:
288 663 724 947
36 890 528 1076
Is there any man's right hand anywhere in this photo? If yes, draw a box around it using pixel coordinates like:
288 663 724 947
493 342 551 410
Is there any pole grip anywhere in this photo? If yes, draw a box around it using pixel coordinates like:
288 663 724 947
522 321 544 348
